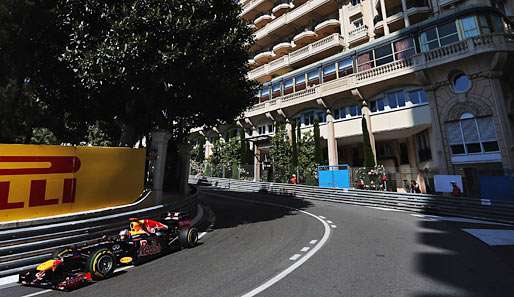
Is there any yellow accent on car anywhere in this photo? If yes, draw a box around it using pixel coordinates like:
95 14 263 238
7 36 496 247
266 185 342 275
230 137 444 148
37 260 58 271
120 257 133 264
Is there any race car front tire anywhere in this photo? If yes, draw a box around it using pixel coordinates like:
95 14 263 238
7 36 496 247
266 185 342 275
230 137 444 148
52 247 74 259
179 227 198 248
87 248 116 280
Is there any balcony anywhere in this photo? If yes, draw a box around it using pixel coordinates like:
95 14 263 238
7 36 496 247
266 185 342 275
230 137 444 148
254 12 274 29
273 41 294 56
293 30 318 47
272 1 294 18
241 0 274 20
246 33 514 117
315 18 340 38
253 51 274 64
248 33 344 81
348 25 368 44
253 0 337 45
347 2 362 17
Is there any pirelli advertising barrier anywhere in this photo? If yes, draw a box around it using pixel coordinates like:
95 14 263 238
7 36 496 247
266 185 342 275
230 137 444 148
0 144 146 222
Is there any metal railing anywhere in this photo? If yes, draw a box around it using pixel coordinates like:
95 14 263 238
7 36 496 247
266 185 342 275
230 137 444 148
192 176 514 225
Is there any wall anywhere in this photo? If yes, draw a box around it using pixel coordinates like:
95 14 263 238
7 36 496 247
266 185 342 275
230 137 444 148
0 144 146 222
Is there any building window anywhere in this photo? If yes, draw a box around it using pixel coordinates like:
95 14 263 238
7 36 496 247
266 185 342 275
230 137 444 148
374 43 394 67
307 69 320 87
284 78 294 95
420 21 459 52
399 143 410 164
351 0 361 5
357 51 373 72
416 130 432 162
322 63 337 82
407 89 428 104
393 38 416 60
386 90 406 109
370 98 385 112
446 113 499 155
338 57 354 77
450 72 471 93
352 17 364 28
461 16 480 38
348 105 362 117
272 83 282 98
258 126 266 135
268 124 274 133
260 86 270 102
295 73 306 91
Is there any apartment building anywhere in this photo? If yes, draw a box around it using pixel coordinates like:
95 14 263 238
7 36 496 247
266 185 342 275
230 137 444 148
200 0 514 193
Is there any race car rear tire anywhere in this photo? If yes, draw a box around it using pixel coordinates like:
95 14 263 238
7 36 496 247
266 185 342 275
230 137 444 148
87 248 116 280
179 227 198 248
52 247 74 259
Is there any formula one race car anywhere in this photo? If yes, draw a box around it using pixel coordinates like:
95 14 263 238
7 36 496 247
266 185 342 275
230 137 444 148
19 212 198 291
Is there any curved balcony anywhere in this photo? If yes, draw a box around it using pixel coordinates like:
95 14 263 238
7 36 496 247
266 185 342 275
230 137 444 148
273 42 294 57
272 1 294 18
253 51 275 64
248 59 257 69
315 19 340 37
293 30 318 47
254 13 274 29
294 0 309 6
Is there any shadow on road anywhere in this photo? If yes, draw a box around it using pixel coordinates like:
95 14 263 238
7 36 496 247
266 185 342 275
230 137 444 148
199 189 313 231
413 218 514 297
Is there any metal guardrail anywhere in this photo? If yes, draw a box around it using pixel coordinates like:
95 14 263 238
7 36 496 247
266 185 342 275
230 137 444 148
192 176 514 224
0 188 199 277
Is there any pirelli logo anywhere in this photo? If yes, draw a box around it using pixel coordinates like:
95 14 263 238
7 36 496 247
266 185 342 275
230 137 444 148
0 156 81 210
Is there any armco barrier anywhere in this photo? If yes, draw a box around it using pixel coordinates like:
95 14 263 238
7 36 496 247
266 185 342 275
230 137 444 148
0 187 199 277
0 144 146 222
192 176 514 224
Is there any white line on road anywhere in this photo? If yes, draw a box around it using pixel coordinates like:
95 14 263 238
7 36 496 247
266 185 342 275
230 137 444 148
289 254 302 261
199 231 208 239
367 206 405 212
331 225 337 228
0 275 18 287
300 247 310 252
319 216 326 219
20 289 52 297
309 240 318 245
326 220 333 224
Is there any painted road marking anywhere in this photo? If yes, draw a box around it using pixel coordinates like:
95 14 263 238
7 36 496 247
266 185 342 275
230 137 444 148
331 225 337 228
411 214 512 226
326 220 333 224
20 289 52 297
206 192 331 297
463 229 514 246
199 231 208 239
319 216 326 219
0 275 18 287
300 247 310 252
289 254 301 261
309 240 318 245
367 206 405 212
115 265 134 272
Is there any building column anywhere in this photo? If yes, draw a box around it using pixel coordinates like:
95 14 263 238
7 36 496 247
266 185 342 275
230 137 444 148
361 101 377 164
253 144 261 182
406 136 418 170
489 77 514 170
379 0 390 35
326 110 339 166
425 88 449 174
400 0 410 27
339 6 349 48
177 143 193 198
204 137 212 160
367 0 377 40
151 131 171 203
285 119 293 144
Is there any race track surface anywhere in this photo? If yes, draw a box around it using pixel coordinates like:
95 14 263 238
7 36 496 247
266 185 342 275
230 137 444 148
2 189 514 297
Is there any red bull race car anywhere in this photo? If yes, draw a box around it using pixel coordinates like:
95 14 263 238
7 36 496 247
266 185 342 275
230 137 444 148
19 212 199 291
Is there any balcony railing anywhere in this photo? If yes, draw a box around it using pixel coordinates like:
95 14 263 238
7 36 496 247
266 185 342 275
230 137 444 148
246 33 514 115
348 25 368 42
248 33 344 80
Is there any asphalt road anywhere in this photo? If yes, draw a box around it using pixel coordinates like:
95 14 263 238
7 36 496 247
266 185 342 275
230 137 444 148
2 189 514 297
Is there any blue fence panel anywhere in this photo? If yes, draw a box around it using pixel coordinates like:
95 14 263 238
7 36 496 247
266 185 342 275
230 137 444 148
318 165 350 189
479 176 514 202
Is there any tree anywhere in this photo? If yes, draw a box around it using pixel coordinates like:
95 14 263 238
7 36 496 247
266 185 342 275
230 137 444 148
59 0 257 146
298 131 317 185
239 128 251 165
291 120 298 171
362 117 376 168
269 123 292 183
0 0 93 144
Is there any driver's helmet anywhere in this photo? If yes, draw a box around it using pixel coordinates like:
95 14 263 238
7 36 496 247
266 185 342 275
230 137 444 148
119 229 130 240
130 221 143 233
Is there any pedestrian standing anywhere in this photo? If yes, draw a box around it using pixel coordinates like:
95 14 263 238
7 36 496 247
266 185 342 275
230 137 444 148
289 174 297 184
410 180 421 193
451 182 461 197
